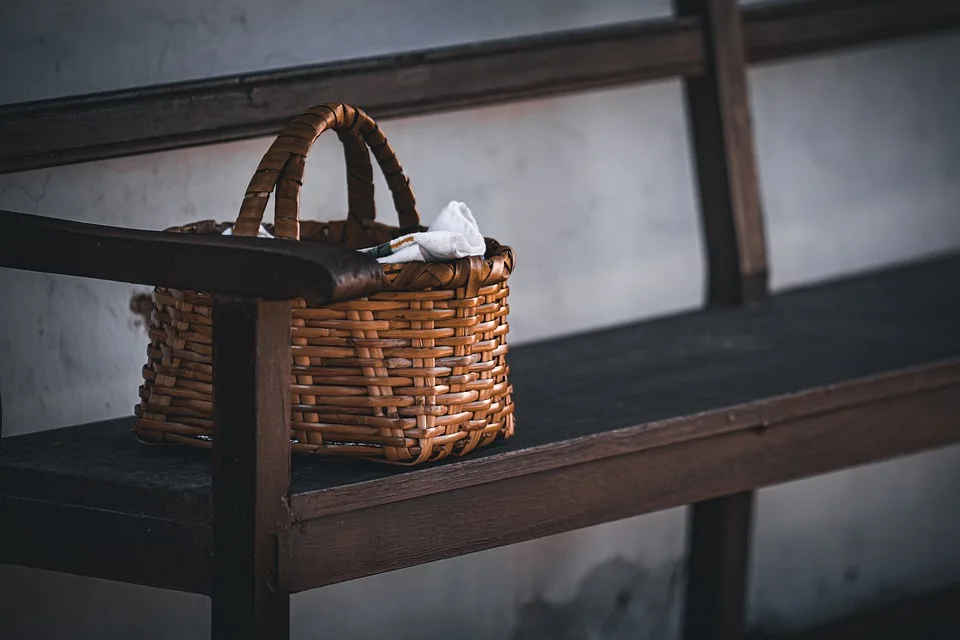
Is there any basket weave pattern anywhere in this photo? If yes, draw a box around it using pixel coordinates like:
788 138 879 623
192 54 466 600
134 103 515 464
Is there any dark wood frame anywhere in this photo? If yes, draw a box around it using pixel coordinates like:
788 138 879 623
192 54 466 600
1 1 959 639
678 1 767 636
1 0 959 174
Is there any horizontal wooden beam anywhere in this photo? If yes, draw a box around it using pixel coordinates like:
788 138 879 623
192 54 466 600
0 209 385 303
1 0 957 174
746 0 960 63
0 496 212 594
286 378 960 591
289 359 960 520
0 17 699 175
6 361 952 596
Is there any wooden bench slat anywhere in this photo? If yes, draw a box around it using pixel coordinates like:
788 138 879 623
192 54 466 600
1 252 956 531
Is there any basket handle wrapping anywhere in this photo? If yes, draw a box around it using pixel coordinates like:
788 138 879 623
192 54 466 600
234 103 420 240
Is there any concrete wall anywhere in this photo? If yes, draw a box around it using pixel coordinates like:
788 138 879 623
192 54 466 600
1 1 959 638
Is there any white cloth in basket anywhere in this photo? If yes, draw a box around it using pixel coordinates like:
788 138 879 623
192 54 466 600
358 201 485 264
222 201 486 265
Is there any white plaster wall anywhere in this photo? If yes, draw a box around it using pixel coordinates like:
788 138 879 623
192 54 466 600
1 1 959 638
746 34 960 633
752 33 960 290
0 0 671 104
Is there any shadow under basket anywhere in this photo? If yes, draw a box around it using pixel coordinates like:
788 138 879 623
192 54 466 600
134 102 515 465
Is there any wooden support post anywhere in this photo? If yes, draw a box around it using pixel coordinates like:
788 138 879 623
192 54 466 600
676 0 768 638
683 492 755 640
211 298 292 640
679 0 768 306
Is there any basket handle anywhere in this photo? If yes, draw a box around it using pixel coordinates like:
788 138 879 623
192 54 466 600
234 103 420 240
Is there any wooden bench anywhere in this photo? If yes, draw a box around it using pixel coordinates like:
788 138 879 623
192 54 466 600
2 1 958 638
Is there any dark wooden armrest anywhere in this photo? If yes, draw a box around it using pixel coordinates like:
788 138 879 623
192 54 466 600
0 209 385 304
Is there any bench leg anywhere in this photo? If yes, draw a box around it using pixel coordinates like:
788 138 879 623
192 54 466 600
674 2 762 633
682 492 754 640
211 298 292 640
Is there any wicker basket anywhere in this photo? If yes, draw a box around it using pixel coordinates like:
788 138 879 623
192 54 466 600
134 102 515 464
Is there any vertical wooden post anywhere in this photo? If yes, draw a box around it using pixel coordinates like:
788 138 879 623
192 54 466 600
678 0 768 306
675 0 768 638
211 298 292 640
683 492 755 640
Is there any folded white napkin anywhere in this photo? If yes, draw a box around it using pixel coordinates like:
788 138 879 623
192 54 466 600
359 201 485 264
222 201 486 265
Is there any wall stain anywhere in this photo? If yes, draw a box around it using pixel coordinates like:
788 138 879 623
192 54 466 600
129 293 153 329
843 565 860 584
509 557 683 640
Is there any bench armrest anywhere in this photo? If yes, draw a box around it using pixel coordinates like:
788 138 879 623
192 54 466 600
0 209 385 304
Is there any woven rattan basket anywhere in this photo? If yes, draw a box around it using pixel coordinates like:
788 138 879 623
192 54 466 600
134 103 515 464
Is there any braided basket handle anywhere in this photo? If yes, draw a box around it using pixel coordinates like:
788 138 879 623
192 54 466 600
234 103 420 240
